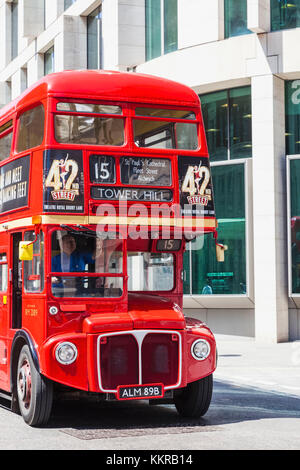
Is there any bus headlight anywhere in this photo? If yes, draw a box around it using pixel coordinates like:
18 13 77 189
191 339 210 361
55 342 78 365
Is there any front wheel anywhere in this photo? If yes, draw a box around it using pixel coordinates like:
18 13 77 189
174 374 213 418
16 344 53 426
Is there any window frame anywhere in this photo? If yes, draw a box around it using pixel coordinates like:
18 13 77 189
87 5 102 70
132 116 199 151
44 45 54 76
224 0 251 39
54 113 126 147
145 0 178 61
199 86 252 162
48 227 127 300
271 0 300 32
11 0 18 60
127 251 175 292
286 155 300 304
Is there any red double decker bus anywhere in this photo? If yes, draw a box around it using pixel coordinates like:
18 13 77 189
0 70 218 426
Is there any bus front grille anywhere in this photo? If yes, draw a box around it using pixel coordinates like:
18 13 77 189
98 331 181 392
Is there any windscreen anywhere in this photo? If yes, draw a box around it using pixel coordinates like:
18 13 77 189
51 230 123 298
127 239 174 292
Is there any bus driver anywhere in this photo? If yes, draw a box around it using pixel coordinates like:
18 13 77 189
51 234 119 296
51 234 94 273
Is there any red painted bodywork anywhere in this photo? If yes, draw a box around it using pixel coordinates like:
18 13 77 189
0 70 217 400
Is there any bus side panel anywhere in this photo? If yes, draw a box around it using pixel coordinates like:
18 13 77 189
0 232 10 391
40 333 88 390
22 297 46 350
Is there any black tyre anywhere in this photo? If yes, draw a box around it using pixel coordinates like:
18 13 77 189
16 344 53 426
174 374 213 418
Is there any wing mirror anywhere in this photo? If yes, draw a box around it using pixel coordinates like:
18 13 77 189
19 241 33 261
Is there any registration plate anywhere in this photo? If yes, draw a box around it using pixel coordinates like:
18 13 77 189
117 384 164 400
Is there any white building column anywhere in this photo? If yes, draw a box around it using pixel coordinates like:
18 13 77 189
45 0 64 29
0 1 12 71
247 0 270 33
11 67 27 100
178 0 224 49
252 74 289 342
27 53 44 87
54 15 87 72
102 0 145 70
0 80 11 107
20 0 44 40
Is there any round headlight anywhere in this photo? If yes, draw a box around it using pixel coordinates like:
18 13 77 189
55 342 78 365
191 339 210 361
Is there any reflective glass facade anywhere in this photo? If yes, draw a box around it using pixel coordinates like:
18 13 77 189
145 0 177 61
184 86 251 296
200 87 252 162
290 159 300 293
11 0 18 60
87 6 102 69
287 81 300 294
64 0 76 9
286 80 300 155
224 0 251 38
44 46 54 75
164 0 178 54
184 163 246 295
271 0 300 31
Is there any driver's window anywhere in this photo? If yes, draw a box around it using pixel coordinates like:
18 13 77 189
50 230 123 298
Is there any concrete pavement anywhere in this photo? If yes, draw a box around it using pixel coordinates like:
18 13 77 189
0 333 299 450
214 334 300 398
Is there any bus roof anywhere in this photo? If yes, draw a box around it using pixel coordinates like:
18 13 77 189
0 70 200 120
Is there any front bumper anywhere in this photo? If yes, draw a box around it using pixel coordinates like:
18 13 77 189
40 326 216 396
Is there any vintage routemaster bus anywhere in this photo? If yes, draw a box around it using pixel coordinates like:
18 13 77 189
0 70 219 426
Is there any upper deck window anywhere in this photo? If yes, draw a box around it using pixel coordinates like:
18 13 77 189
16 104 45 153
57 102 122 114
133 106 198 150
55 102 124 146
133 120 198 150
135 108 195 120
0 120 13 161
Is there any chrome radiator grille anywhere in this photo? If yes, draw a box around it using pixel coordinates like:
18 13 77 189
97 330 181 393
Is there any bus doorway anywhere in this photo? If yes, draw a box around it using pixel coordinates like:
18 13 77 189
11 233 22 329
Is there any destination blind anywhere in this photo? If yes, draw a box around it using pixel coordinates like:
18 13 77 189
90 156 173 202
